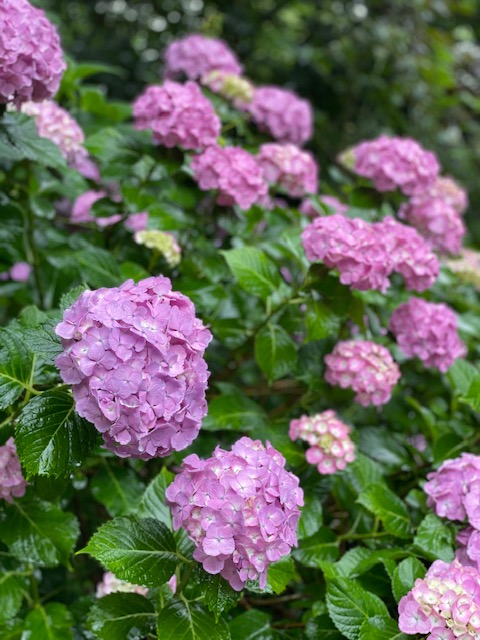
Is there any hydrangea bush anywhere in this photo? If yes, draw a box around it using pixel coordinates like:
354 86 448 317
2 5 480 639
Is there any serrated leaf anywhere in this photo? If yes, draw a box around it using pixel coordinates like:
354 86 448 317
21 321 63 361
413 514 454 562
91 464 145 517
87 593 155 640
306 615 343 639
75 248 122 288
199 572 240 621
0 113 66 170
305 299 341 342
357 484 411 539
293 527 339 567
136 467 174 526
448 359 479 395
15 388 98 478
81 516 180 588
342 453 384 493
0 570 28 623
202 393 267 432
229 610 273 640
359 615 409 640
23 603 73 640
0 329 35 410
267 556 295 594
297 495 323 540
0 497 79 567
392 558 426 602
60 285 89 311
156 600 230 640
255 324 297 383
222 247 281 300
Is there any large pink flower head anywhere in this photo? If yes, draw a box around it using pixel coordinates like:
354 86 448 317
21 100 87 165
164 34 242 81
424 453 480 527
324 340 400 407
0 0 66 106
257 143 318 198
246 86 313 146
166 436 304 591
0 437 27 503
191 145 268 210
289 411 355 475
351 135 440 196
398 559 480 639
389 298 466 373
300 195 348 218
133 81 220 150
54 276 212 459
96 572 149 598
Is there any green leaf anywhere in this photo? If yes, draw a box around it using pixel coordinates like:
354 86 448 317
413 514 455 562
75 248 122 288
293 527 339 567
462 377 480 412
0 113 66 170
447 359 479 395
136 467 174 526
87 593 155 640
0 617 23 640
357 484 411 539
255 324 297 383
267 556 295 594
359 615 409 640
0 329 35 410
15 388 98 478
202 392 267 432
198 572 240 621
23 603 73 640
156 600 230 640
0 570 28 623
392 558 426 602
326 579 389 640
60 285 89 311
91 464 145 517
305 299 341 342
21 320 62 361
342 454 385 493
229 610 273 640
81 516 180 588
222 247 281 299
306 615 343 639
297 495 323 540
1 497 79 567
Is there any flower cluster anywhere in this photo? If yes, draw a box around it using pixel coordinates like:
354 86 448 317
447 249 480 290
429 175 469 214
191 146 268 210
0 437 27 503
201 70 254 108
324 340 400 407
289 411 355 475
96 572 149 598
0 261 31 283
300 195 348 217
133 81 220 150
257 143 318 198
351 135 440 196
134 230 181 267
456 527 480 572
398 559 480 639
389 298 466 373
55 276 212 459
70 190 122 228
164 34 242 81
246 86 313 146
0 0 66 106
166 437 303 591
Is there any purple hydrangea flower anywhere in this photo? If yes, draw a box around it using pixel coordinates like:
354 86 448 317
428 175 469 214
257 143 318 198
0 437 27 503
96 571 149 598
456 527 480 572
164 34 242 81
300 195 348 217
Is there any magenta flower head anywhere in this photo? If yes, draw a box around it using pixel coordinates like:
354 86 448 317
257 143 318 198
424 453 480 527
133 81 220 151
246 86 313 146
0 437 27 503
351 135 440 196
164 34 242 81
191 145 268 210
300 195 348 218
55 276 212 459
96 571 148 598
0 0 66 106
398 559 480 639
324 340 400 407
166 436 304 591
389 298 466 373
289 411 355 475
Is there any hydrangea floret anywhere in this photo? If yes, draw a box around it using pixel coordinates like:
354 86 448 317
0 261 31 283
0 437 27 503
134 230 181 267
428 175 469 214
71 190 122 228
164 34 242 81
166 436 303 591
201 70 254 108
55 276 212 459
324 340 401 407
257 143 318 198
389 298 466 373
289 411 355 474
456 527 480 572
300 195 348 217
96 572 149 598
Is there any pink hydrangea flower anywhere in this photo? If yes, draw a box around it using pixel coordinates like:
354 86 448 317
55 276 212 459
351 135 440 196
0 437 27 503
1 262 31 283
398 559 480 639
289 411 355 474
133 81 220 150
456 527 480 572
71 190 122 227
324 340 400 407
300 195 348 217
246 86 313 146
428 176 469 214
446 248 480 290
164 34 242 81
257 143 318 198
96 571 149 598
389 298 466 373
191 145 268 210
424 453 480 526
0 0 66 106
166 437 303 591
124 212 148 233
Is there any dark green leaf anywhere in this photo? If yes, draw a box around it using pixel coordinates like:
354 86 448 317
293 527 339 567
447 359 479 395
0 570 28 623
23 603 73 640
222 247 281 300
198 572 240 621
267 556 295 594
91 464 145 517
305 299 341 342
156 600 230 640
87 593 155 640
357 484 411 539
306 615 343 639
229 610 273 640
0 329 35 411
255 324 297 383
202 393 267 432
391 558 426 602
136 467 174 526
297 495 323 540
0 113 66 170
359 615 409 640
75 248 122 288
413 514 455 562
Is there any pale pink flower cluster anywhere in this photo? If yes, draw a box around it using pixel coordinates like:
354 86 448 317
133 81 220 150
301 214 438 292
447 249 480 290
191 146 268 210
246 86 313 146
428 176 469 215
324 340 400 407
164 34 242 81
0 437 27 503
55 276 212 459
257 143 318 198
201 70 254 109
0 261 31 283
398 559 480 639
166 437 303 591
0 0 66 106
352 135 440 196
289 411 355 475
456 528 480 572
96 571 149 598
389 298 466 373
300 195 348 217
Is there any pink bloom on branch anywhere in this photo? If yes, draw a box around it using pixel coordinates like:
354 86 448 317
257 143 318 198
428 175 469 215
0 437 27 503
164 34 242 81
95 571 148 598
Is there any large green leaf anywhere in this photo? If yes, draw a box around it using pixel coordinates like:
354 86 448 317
202 392 267 432
156 600 230 640
359 615 409 640
0 329 35 411
447 359 479 395
0 570 28 623
255 324 297 383
91 464 145 517
136 467 174 526
198 572 240 621
75 248 122 288
305 299 341 342
15 388 98 478
222 247 281 299
267 556 295 594
22 603 73 640
87 593 155 640
293 527 339 567
229 610 273 640
357 484 411 539
413 514 454 562
0 113 66 170
391 558 426 602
